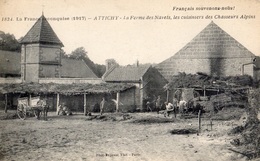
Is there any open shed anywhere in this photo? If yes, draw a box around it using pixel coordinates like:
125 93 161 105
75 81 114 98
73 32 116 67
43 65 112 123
0 82 137 114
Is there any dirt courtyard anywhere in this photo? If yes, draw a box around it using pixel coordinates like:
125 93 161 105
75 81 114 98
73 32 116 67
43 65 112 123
0 111 251 161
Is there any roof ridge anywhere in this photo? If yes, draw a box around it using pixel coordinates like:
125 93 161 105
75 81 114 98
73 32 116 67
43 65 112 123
102 64 118 80
158 21 254 64
39 15 44 44
21 15 63 46
80 59 98 78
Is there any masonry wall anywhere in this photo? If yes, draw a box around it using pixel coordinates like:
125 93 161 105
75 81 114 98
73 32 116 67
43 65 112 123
157 57 254 81
21 44 62 82
133 83 141 110
142 67 168 104
21 44 40 82
39 78 102 84
39 65 59 78
118 88 137 112
0 78 22 84
39 44 61 78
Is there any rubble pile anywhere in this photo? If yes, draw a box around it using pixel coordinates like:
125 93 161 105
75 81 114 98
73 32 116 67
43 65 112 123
230 89 260 159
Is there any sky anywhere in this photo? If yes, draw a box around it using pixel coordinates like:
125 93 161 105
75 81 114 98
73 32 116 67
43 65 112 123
0 0 260 65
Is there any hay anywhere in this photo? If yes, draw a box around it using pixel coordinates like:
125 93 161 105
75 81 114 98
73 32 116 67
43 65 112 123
131 116 174 124
229 89 260 160
85 113 133 121
170 128 198 135
212 107 245 121
0 113 17 120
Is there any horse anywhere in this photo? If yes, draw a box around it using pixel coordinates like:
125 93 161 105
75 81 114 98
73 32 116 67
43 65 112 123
34 99 48 120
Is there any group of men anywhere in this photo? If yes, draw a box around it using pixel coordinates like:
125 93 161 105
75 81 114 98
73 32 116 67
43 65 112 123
58 103 72 116
145 95 178 117
147 95 203 117
155 96 178 117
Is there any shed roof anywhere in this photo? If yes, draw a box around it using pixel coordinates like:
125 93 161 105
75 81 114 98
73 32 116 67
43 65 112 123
61 58 98 78
20 15 63 46
0 51 97 78
103 66 151 82
0 83 135 95
0 50 21 76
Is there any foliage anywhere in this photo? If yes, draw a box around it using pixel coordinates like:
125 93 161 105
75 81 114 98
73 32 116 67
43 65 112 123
0 31 21 52
69 47 106 78
165 72 254 90
0 82 135 95
70 47 88 59
165 72 212 90
60 49 69 58
222 75 254 87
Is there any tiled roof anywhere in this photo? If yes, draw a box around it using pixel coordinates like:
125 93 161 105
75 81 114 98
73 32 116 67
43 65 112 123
0 50 21 75
0 51 98 78
21 15 63 46
164 21 254 60
61 58 98 78
103 66 151 82
156 21 256 80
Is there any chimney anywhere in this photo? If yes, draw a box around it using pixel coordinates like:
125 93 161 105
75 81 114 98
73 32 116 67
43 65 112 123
105 59 111 71
136 60 139 67
105 59 118 72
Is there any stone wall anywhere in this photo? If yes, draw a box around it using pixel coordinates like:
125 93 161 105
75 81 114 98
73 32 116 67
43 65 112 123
0 78 22 84
39 78 102 84
21 44 40 82
157 57 254 81
39 44 61 78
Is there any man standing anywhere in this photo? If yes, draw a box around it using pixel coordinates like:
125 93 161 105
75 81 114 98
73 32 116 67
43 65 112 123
155 95 162 114
100 97 106 115
172 98 178 118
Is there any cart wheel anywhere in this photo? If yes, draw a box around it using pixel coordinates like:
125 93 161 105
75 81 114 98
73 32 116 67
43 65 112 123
17 104 26 120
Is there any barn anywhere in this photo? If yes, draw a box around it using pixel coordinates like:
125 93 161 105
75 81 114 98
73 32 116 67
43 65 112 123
156 21 260 81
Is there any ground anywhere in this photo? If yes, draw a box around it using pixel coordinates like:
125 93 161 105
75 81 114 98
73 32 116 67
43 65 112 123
0 110 256 161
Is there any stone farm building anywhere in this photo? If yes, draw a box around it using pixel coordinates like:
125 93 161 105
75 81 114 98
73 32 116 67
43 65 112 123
156 21 260 82
102 63 168 110
0 14 167 113
1 16 259 114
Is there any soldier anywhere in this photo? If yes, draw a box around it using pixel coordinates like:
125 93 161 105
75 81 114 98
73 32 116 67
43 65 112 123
155 95 162 114
100 97 106 115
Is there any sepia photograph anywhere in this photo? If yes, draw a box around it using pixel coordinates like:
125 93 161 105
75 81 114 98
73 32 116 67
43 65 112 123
0 0 260 160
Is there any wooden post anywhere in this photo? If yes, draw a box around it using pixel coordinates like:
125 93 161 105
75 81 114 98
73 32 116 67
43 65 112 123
29 94 32 106
241 64 244 75
203 85 206 97
116 92 120 112
210 119 213 131
4 94 8 113
166 90 169 102
84 93 87 115
56 93 60 115
198 110 201 133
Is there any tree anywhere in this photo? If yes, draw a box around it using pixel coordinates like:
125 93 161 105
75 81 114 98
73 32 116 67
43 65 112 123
69 47 106 77
0 31 21 52
70 47 88 59
60 49 69 58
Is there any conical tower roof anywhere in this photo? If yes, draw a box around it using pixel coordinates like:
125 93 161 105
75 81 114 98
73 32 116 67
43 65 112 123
166 21 254 60
21 15 63 46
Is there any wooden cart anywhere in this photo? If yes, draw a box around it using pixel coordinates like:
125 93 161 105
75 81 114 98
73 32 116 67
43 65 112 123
17 96 48 120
